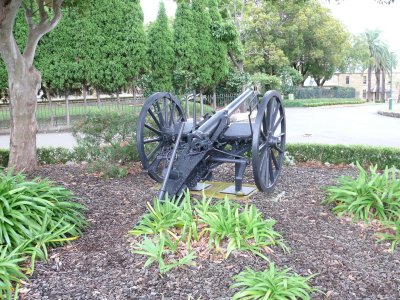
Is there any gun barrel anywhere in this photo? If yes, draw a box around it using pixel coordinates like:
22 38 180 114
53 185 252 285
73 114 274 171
196 89 255 136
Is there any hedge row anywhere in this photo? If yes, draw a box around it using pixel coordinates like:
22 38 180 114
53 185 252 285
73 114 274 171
293 87 356 99
286 143 400 169
1 143 399 170
283 99 365 108
0 147 74 168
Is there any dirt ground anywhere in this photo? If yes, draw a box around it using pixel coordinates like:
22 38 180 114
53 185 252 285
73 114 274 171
24 163 400 300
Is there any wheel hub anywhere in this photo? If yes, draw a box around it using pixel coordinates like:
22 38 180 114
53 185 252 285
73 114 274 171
268 136 279 148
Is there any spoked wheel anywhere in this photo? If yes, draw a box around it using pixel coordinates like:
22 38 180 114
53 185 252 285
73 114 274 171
252 90 286 192
136 92 186 182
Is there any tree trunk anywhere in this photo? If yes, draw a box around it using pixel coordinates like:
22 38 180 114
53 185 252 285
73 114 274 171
8 62 40 170
48 93 54 127
0 0 63 171
96 88 101 106
82 84 88 113
381 71 386 102
200 92 204 117
64 88 70 126
367 65 372 101
212 87 217 110
133 84 137 114
116 90 120 103
375 67 381 102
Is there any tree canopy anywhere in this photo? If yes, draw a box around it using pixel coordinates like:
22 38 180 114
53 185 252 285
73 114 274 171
147 2 174 93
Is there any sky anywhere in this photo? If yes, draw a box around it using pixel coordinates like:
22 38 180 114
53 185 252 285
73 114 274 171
140 0 400 56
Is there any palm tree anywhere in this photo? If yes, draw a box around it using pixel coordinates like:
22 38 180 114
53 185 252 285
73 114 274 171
380 51 398 101
365 30 384 101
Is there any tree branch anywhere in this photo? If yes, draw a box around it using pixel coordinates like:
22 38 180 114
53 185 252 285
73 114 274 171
228 49 242 71
23 0 64 65
0 0 23 71
38 0 48 25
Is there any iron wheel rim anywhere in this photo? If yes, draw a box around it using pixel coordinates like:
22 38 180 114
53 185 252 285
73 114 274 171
252 91 286 192
136 92 186 182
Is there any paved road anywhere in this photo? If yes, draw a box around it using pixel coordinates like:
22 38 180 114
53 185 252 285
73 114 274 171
285 103 400 147
0 103 398 149
0 132 77 149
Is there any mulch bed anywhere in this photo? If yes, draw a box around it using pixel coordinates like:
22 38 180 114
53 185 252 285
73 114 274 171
23 163 400 300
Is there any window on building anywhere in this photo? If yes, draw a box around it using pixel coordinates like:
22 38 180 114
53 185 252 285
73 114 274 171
346 76 350 84
363 76 366 84
362 89 366 99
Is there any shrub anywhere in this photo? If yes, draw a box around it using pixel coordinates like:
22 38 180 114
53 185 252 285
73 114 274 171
286 144 400 169
0 170 87 271
130 193 287 273
196 197 288 259
294 86 355 99
37 147 75 165
0 246 27 299
250 73 281 94
231 263 316 300
283 98 365 108
323 163 400 223
376 220 400 252
73 110 138 177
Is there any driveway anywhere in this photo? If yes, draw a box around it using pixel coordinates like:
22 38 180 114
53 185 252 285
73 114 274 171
0 103 398 149
285 103 400 148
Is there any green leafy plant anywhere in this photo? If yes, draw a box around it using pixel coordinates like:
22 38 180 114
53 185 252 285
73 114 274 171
0 246 27 300
376 220 400 252
132 234 196 274
323 163 400 222
73 110 138 178
196 197 288 259
231 263 316 300
286 144 400 170
0 170 87 270
130 193 287 273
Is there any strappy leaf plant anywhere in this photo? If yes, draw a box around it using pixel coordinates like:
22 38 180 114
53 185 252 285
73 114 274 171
196 197 288 259
0 246 27 300
376 220 400 252
130 192 287 273
231 263 317 300
0 169 87 294
323 163 400 222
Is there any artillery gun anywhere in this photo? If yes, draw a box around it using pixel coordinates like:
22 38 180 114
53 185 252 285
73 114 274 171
136 89 286 200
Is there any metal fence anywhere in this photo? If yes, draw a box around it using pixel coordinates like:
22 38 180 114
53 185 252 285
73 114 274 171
0 93 239 131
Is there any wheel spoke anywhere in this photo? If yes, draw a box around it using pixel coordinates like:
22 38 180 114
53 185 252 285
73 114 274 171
274 144 283 153
271 149 279 170
144 137 162 144
269 152 274 183
148 109 162 129
259 141 268 153
155 101 165 126
170 102 177 126
147 142 162 161
270 100 280 128
262 112 268 133
144 123 161 135
164 97 169 127
260 151 268 182
272 114 284 133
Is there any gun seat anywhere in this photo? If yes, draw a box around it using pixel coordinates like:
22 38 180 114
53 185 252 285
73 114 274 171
223 122 254 139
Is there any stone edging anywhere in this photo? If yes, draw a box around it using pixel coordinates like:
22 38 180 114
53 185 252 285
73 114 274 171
378 110 400 118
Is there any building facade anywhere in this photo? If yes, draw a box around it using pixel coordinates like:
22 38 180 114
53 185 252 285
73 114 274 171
305 71 400 101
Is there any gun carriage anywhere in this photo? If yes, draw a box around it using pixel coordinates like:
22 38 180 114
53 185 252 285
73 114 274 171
136 89 286 200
